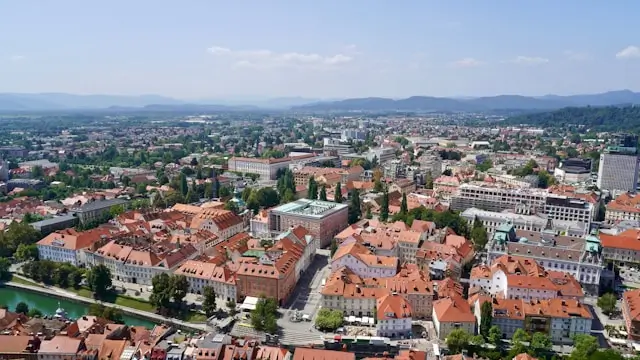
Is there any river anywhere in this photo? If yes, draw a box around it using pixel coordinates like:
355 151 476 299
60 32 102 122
0 287 156 328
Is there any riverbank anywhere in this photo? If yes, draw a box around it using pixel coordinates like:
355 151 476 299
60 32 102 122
2 281 208 332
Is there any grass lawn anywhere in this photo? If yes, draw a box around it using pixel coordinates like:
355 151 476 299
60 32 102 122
184 311 208 323
10 275 45 287
113 295 155 312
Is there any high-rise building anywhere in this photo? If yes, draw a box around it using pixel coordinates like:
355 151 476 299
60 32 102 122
597 145 639 194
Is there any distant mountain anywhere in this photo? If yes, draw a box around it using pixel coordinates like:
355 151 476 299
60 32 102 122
503 105 640 132
0 93 185 111
293 90 640 112
2 90 640 112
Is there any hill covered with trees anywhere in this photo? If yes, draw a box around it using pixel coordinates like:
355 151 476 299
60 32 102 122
503 106 640 132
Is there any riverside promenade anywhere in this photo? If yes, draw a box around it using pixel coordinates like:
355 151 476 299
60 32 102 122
4 279 208 332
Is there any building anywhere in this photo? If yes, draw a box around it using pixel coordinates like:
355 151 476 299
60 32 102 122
0 335 40 360
331 242 398 278
37 228 113 266
174 260 237 302
190 209 244 241
376 293 412 338
553 158 592 184
293 348 354 360
291 166 363 187
6 179 45 191
227 157 293 180
432 294 476 340
269 199 348 247
600 229 640 266
451 183 595 227
487 221 605 294
341 129 367 142
623 288 640 340
38 336 85 360
598 149 639 195
461 207 589 238
250 209 270 238
322 138 354 156
476 297 592 343
235 252 298 306
606 192 640 224
31 214 79 234
73 198 129 225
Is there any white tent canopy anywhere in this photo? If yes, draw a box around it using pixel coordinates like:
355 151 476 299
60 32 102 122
239 296 260 311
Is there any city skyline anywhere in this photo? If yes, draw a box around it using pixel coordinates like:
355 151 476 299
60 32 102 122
2 0 640 99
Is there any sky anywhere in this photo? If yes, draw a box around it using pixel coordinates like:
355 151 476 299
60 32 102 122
2 0 640 99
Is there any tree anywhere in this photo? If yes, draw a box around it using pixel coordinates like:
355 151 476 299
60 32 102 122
319 185 327 201
476 159 493 172
241 187 253 202
446 328 470 354
307 177 318 200
334 182 343 203
425 173 434 189
283 189 296 203
179 173 188 196
256 188 280 208
379 188 390 222
531 332 553 357
315 308 344 331
488 325 502 345
251 296 279 334
330 239 338 257
348 189 361 224
170 274 189 305
15 243 39 262
121 176 131 188
103 307 124 323
15 302 29 314
570 334 598 360
190 157 198 166
28 308 43 318
365 207 372 219
86 265 112 299
204 182 213 199
246 193 260 215
509 328 530 358
470 334 485 346
224 200 239 214
373 179 383 192
480 301 492 338
202 286 217 317
597 293 617 316
442 169 453 176
150 273 172 312
471 219 489 251
400 192 408 215
212 177 221 198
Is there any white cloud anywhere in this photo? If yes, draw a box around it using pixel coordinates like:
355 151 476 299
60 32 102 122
450 57 483 68
564 50 588 61
616 45 640 59
510 56 549 65
208 45 353 69
9 55 25 62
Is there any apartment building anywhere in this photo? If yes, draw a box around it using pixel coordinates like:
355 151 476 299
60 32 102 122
321 265 433 319
73 198 129 225
432 294 476 340
376 293 412 339
598 152 639 195
37 228 113 266
190 209 244 241
291 166 363 187
227 157 293 180
474 298 592 344
623 288 640 340
38 336 85 360
487 221 605 294
461 207 589 238
450 184 595 227
331 242 398 278
269 199 348 247
85 237 197 285
174 260 237 302
600 229 640 266
606 192 640 224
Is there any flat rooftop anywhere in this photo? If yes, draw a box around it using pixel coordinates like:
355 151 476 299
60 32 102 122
271 199 348 219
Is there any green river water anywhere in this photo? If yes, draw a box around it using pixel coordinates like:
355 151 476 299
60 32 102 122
0 287 156 328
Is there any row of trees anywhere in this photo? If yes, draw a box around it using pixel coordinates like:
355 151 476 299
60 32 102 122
251 296 279 334
22 260 84 289
88 303 124 323
0 221 42 258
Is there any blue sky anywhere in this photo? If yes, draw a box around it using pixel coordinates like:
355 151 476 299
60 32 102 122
2 0 640 99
